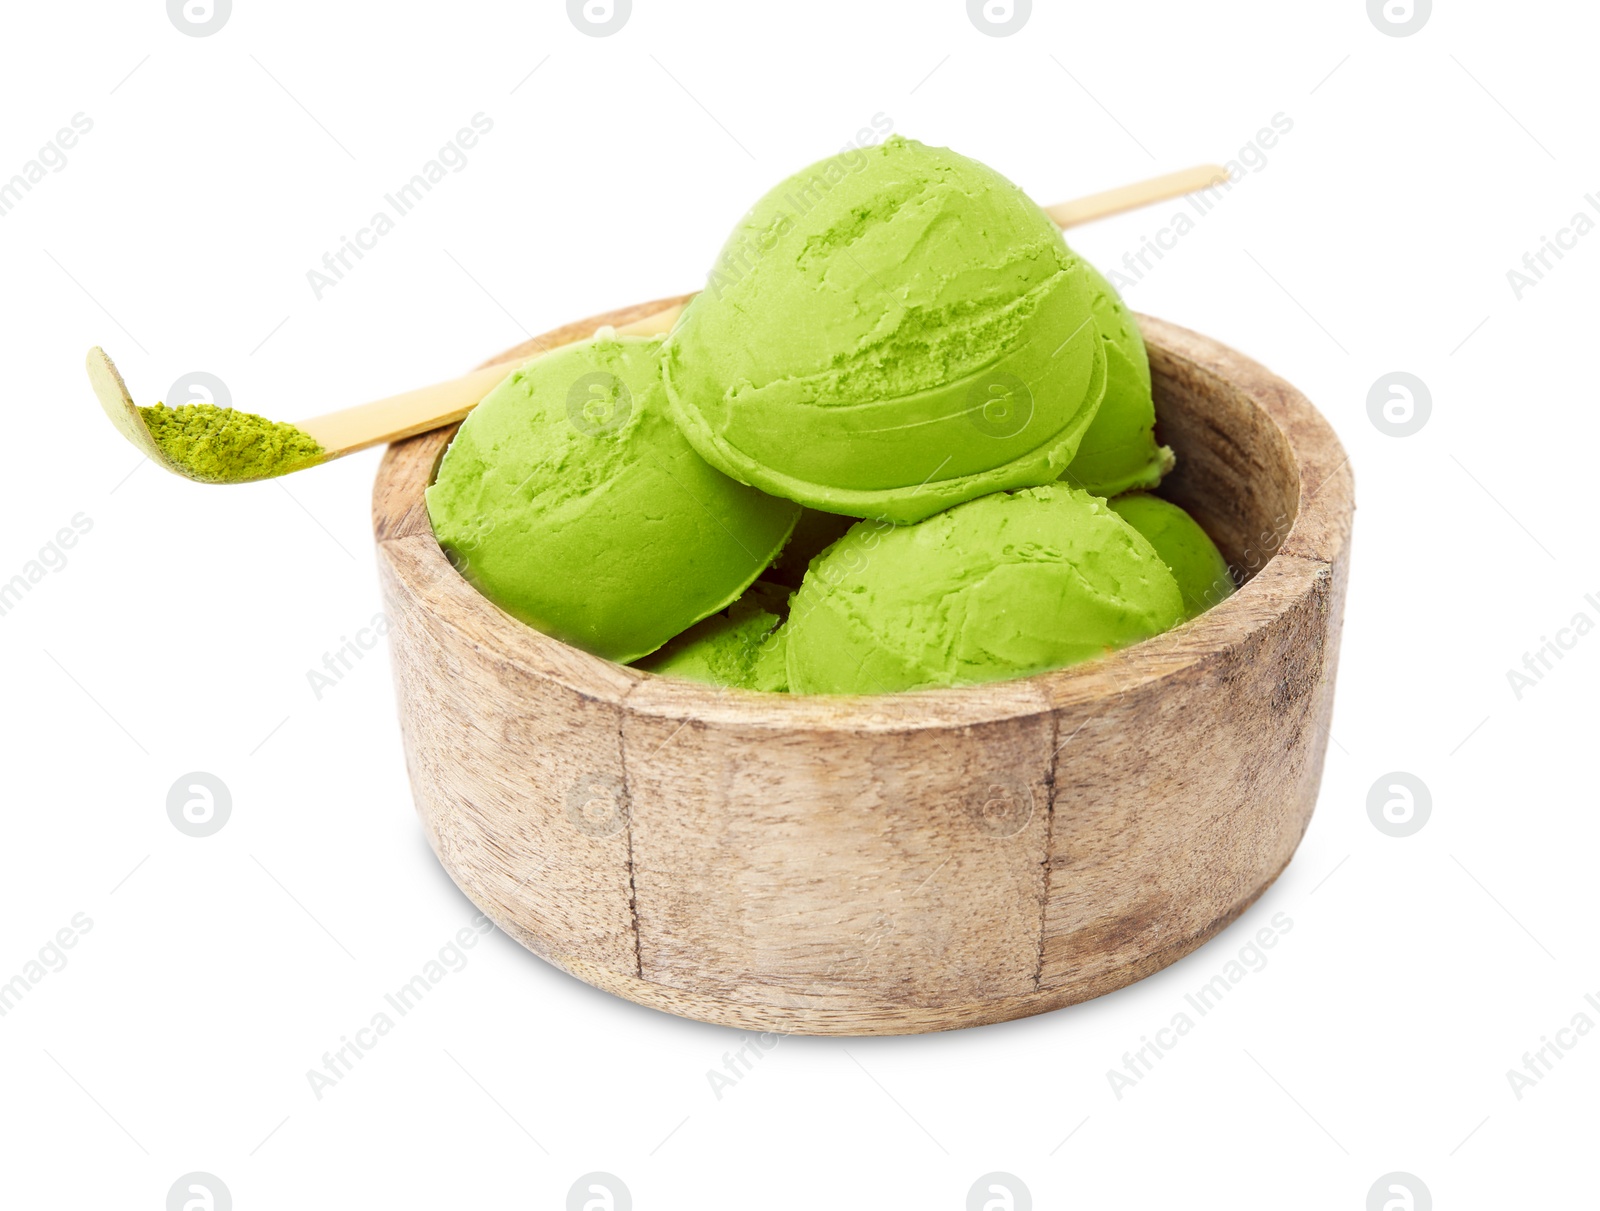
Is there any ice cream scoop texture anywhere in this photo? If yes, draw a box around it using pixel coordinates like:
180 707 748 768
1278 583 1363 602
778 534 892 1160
664 136 1109 523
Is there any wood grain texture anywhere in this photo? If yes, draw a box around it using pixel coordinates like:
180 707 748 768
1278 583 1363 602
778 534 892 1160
372 306 1354 1035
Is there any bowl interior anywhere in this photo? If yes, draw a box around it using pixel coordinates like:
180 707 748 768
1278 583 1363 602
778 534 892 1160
429 318 1302 592
373 301 1343 728
1149 339 1299 586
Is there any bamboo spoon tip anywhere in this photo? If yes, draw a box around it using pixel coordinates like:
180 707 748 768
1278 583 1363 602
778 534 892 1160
86 345 176 472
85 346 316 484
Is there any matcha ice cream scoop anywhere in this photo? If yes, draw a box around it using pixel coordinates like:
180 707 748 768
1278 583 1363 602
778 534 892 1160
1107 493 1235 621
663 136 1108 525
426 335 799 663
1060 261 1174 496
636 581 789 690
784 485 1184 694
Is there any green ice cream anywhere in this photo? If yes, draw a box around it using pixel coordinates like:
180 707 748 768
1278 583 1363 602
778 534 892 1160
784 485 1184 694
426 335 800 663
748 625 790 693
663 136 1108 525
636 581 789 690
1059 261 1173 496
1107 493 1235 621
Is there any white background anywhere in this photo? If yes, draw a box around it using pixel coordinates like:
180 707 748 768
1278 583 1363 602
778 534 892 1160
2 1 1595 1207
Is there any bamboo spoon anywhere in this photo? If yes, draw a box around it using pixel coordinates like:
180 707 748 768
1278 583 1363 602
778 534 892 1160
88 163 1228 484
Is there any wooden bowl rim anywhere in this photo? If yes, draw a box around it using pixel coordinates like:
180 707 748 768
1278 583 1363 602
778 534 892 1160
372 294 1353 731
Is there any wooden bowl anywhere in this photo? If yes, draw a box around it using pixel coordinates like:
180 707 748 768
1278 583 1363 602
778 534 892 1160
372 295 1354 1036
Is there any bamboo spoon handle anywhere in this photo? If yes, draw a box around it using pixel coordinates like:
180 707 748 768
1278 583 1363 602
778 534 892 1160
296 361 516 456
1046 163 1228 228
89 163 1230 482
299 299 693 453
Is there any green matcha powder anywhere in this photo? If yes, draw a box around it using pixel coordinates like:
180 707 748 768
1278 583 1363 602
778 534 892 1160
140 403 324 483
